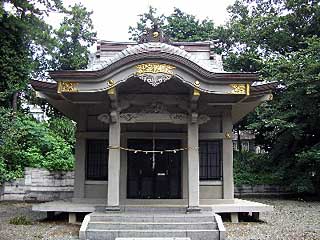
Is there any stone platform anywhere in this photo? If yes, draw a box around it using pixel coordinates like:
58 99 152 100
32 198 273 224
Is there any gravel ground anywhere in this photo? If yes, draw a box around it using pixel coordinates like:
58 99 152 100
225 198 320 240
0 202 79 240
0 198 319 240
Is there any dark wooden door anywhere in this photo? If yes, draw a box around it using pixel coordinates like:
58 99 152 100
127 139 181 199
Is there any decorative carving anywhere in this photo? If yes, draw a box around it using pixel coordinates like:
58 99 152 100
107 79 115 87
229 84 246 94
225 132 232 139
98 112 209 125
120 113 138 122
198 115 211 125
138 21 170 43
152 31 159 38
135 63 175 87
246 83 250 95
97 113 110 124
57 81 78 93
107 87 116 95
142 102 168 114
137 73 171 87
193 88 200 96
170 113 186 121
136 63 175 75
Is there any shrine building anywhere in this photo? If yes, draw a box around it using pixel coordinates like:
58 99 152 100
31 29 274 240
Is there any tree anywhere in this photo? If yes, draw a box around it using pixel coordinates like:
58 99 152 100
221 0 320 194
0 0 63 110
0 1 96 180
165 8 218 42
34 3 97 117
129 7 218 42
50 3 96 70
129 6 166 41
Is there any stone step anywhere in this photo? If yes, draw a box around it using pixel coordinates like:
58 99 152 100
85 229 220 240
89 214 216 223
87 221 217 230
122 206 213 213
124 207 188 212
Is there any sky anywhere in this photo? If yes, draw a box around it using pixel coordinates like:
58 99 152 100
48 0 235 41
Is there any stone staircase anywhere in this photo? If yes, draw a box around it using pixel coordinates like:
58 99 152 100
79 207 225 240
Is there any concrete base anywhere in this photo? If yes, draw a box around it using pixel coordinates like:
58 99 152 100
69 212 77 224
230 213 239 223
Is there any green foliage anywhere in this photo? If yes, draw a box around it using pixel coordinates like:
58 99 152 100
0 0 63 108
47 117 76 148
9 215 32 225
234 151 282 185
164 8 218 42
50 3 97 70
129 6 166 41
129 7 218 42
0 108 74 182
224 0 320 194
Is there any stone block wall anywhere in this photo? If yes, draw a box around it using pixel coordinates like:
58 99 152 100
235 184 291 197
0 167 74 201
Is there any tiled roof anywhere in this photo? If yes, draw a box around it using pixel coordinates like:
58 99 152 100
88 42 217 72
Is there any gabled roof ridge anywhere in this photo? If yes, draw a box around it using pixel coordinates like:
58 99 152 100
90 42 211 72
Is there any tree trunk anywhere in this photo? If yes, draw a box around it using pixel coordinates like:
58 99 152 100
12 92 18 112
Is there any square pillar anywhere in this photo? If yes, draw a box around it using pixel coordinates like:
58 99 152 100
73 108 87 199
187 119 200 211
222 110 234 199
107 119 121 210
73 133 86 198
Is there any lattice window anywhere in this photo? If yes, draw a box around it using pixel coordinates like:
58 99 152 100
86 139 108 180
199 140 222 180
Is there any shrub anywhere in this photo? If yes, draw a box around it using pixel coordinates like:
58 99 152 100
9 215 32 225
234 151 282 186
0 108 74 182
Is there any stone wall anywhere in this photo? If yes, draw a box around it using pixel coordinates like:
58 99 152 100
235 184 291 197
0 167 74 201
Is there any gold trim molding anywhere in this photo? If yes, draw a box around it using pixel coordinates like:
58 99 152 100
229 83 250 95
57 81 78 93
135 63 175 75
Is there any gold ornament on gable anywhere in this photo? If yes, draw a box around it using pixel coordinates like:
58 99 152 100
135 63 175 75
57 81 78 93
229 83 250 95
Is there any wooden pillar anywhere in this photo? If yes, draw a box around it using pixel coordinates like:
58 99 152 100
107 116 121 210
187 118 200 211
